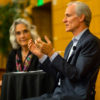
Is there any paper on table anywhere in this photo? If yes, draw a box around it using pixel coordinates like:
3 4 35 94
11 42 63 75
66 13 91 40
11 70 44 74
11 71 27 74
29 70 43 73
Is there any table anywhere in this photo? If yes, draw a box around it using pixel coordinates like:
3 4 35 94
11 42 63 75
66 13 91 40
1 70 55 100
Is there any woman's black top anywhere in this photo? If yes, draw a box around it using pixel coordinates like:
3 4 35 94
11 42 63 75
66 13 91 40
6 48 40 72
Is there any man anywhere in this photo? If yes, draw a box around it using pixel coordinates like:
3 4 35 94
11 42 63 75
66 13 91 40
25 1 100 100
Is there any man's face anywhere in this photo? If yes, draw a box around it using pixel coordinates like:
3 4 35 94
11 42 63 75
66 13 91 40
63 4 81 33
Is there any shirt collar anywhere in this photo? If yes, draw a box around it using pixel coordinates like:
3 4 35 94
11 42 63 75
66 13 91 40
72 28 88 42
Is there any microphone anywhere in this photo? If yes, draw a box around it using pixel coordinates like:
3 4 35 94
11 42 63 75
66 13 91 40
73 46 76 50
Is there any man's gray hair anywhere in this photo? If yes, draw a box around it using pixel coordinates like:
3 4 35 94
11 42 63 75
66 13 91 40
9 18 39 49
67 1 92 27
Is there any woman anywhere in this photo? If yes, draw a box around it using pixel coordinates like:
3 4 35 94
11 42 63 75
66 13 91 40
6 18 40 72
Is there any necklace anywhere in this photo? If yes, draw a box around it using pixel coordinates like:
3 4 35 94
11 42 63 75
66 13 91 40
22 51 29 62
22 54 27 58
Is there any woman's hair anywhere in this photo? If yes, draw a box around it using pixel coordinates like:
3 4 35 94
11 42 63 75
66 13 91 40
67 1 92 27
9 18 39 49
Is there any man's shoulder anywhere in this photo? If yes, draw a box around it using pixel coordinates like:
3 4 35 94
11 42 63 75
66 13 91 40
83 30 100 43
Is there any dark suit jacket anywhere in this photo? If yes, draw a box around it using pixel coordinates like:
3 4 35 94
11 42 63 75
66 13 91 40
40 30 100 100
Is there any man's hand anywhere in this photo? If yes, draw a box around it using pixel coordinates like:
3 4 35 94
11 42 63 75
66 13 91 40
28 39 44 58
35 36 55 57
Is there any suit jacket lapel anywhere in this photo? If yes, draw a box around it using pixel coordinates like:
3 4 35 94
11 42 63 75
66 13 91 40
64 29 90 61
64 41 73 59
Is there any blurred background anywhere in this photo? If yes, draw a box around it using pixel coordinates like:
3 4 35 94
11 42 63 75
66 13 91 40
0 0 100 99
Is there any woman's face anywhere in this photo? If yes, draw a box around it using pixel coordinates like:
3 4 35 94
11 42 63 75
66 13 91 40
15 23 32 48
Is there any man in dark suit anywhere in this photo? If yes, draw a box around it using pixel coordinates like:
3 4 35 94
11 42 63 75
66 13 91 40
25 1 100 100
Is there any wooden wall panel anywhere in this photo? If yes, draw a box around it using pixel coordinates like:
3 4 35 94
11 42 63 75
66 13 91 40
0 0 11 5
95 72 100 100
90 16 100 37
0 53 7 69
82 0 100 38
52 23 72 38
32 2 52 40
44 0 51 3
53 39 71 57
52 8 65 25
52 0 64 10
87 0 100 16
52 0 72 56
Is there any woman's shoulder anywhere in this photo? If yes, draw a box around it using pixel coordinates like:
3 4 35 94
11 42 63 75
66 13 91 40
10 49 17 53
8 49 18 57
